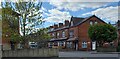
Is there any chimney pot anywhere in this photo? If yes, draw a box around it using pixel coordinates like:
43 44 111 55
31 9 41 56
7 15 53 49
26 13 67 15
59 23 63 27
54 24 58 29
65 20 69 26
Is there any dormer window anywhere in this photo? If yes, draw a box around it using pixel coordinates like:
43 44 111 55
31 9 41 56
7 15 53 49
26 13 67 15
90 21 93 25
71 21 73 26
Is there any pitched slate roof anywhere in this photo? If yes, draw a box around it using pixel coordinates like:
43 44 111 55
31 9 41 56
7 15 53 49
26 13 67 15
69 15 106 27
70 16 85 26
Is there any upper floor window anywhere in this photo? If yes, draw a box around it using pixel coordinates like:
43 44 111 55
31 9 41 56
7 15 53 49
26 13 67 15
62 31 65 38
57 32 59 37
95 21 98 24
90 21 93 25
59 41 64 46
52 33 55 37
71 21 73 26
69 30 74 38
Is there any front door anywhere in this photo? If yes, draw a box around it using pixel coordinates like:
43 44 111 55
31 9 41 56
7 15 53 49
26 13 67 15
92 41 96 50
74 41 78 50
75 42 78 50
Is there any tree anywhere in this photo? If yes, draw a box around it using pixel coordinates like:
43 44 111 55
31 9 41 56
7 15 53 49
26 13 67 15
9 1 43 48
37 28 51 48
25 28 51 48
27 28 51 41
12 1 43 34
88 24 117 47
1 2 22 50
10 33 22 50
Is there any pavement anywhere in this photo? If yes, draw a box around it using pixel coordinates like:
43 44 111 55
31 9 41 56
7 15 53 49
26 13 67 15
0 50 2 59
59 51 119 57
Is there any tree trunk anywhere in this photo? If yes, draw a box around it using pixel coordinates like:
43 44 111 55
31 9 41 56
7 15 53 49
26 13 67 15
22 14 29 49
10 41 15 50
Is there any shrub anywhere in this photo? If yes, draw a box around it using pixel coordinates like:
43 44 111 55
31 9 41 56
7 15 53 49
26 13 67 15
117 42 120 52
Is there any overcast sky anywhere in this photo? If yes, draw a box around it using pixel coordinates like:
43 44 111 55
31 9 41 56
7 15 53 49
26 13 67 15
0 0 119 28
36 1 119 28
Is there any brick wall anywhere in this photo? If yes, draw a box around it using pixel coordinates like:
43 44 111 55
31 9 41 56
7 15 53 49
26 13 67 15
48 15 106 51
78 17 105 50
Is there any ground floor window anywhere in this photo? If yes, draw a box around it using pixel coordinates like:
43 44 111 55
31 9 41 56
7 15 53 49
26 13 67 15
48 42 53 48
59 41 64 46
50 42 53 46
54 42 58 46
82 41 87 48
67 42 72 48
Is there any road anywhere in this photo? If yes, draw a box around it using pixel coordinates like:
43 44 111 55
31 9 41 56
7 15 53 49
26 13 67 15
59 51 119 57
2 51 120 59
2 57 119 59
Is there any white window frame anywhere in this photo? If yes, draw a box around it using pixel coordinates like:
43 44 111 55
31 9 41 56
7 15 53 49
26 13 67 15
71 21 73 26
82 41 87 48
90 21 93 25
52 33 55 37
95 21 98 24
69 30 74 38
62 31 65 38
59 41 64 46
57 32 59 37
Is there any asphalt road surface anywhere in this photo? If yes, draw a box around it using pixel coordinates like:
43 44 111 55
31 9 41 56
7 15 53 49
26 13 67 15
2 51 120 59
59 51 119 57
2 57 119 59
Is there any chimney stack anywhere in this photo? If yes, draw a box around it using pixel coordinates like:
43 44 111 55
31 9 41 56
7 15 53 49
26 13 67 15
65 20 69 26
118 20 120 27
54 24 58 29
59 23 63 28
50 26 53 28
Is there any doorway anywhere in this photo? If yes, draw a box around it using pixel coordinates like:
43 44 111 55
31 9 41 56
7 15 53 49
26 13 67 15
92 41 96 50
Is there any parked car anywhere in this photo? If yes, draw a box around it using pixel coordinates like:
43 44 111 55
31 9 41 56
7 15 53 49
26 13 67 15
29 42 37 48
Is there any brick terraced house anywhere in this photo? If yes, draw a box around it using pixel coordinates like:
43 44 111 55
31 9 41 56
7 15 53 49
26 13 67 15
117 20 120 42
48 15 109 51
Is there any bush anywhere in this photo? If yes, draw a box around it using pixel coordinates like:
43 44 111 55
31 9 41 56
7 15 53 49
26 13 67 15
117 46 120 52
117 42 120 52
97 47 116 52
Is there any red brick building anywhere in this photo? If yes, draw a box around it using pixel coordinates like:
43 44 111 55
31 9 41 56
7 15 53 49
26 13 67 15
117 20 120 42
48 15 106 51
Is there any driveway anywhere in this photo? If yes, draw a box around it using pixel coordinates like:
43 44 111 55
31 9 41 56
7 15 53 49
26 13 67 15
59 51 119 58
